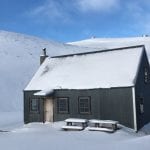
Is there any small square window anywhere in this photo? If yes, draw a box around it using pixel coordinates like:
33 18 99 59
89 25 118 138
30 99 39 112
79 97 91 114
57 98 69 114
140 98 144 114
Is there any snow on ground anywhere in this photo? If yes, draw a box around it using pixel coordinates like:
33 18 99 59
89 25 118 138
0 112 149 150
0 111 23 131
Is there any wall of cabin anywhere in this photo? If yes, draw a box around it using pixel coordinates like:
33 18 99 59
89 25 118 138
135 49 150 130
24 87 134 129
24 91 44 123
53 87 134 129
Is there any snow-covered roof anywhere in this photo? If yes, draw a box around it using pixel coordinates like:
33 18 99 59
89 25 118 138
25 45 144 91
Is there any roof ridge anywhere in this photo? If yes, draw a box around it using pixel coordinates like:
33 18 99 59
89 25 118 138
51 45 145 58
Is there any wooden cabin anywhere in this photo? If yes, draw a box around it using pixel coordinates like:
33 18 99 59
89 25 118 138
24 45 150 131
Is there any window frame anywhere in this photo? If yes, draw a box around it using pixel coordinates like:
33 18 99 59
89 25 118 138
57 97 69 114
144 67 149 84
30 98 40 113
78 96 91 114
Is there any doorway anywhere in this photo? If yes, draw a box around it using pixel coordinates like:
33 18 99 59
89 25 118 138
44 98 54 122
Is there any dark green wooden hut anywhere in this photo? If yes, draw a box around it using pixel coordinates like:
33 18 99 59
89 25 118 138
24 45 150 131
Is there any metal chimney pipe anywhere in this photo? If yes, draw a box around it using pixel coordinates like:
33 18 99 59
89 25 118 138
40 48 48 65
42 48 47 56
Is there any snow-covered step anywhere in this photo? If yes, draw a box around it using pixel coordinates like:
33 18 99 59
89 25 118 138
88 119 119 132
65 118 88 123
62 118 88 131
87 127 115 133
62 125 83 131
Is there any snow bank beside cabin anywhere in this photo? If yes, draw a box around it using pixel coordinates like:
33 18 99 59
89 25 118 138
0 112 150 150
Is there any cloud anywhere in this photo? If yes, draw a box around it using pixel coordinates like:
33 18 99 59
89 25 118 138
124 1 150 34
125 1 144 18
26 0 150 37
27 0 120 24
27 0 70 23
76 0 120 13
31 2 61 18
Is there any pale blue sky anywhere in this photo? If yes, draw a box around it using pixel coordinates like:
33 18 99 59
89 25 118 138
0 0 150 42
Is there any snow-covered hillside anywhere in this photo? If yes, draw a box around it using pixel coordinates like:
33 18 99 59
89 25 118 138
0 30 90 111
68 36 150 60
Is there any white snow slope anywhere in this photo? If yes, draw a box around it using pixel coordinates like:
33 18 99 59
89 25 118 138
0 30 91 111
68 37 150 61
0 112 149 150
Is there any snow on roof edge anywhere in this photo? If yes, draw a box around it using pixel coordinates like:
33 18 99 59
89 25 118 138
24 83 135 92
133 47 145 85
51 45 145 58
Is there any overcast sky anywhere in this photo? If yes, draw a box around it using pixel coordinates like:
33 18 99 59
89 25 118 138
0 0 150 42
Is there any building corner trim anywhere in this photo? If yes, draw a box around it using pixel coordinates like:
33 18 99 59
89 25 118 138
132 87 137 132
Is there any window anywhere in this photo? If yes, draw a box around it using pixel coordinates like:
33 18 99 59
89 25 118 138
30 99 39 112
57 98 69 114
144 67 149 83
139 98 144 114
79 97 91 114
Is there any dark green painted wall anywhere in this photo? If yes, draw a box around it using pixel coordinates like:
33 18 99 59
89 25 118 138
99 88 134 128
53 88 134 129
24 87 134 129
24 91 44 123
135 49 150 130
53 89 101 121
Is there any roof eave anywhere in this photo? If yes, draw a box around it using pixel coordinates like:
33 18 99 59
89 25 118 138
133 46 145 85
